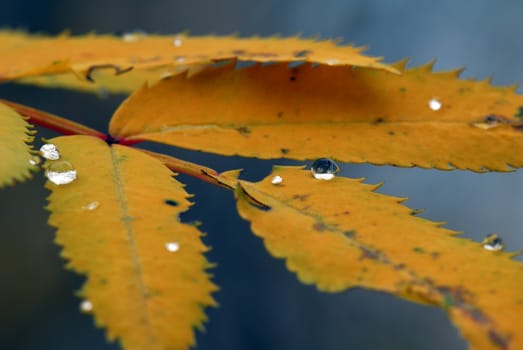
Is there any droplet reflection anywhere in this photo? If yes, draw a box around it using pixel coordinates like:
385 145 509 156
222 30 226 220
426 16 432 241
271 175 283 185
80 300 93 313
40 144 61 160
428 98 442 111
45 160 77 185
482 233 504 251
311 158 339 180
165 242 180 252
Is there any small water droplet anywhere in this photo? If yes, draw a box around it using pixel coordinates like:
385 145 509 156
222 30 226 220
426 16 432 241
311 158 339 180
471 115 509 130
80 300 93 312
174 56 186 63
165 242 180 252
121 30 147 42
325 59 339 66
82 201 100 211
482 233 504 251
45 160 77 185
40 143 61 160
28 156 41 166
428 98 442 111
173 35 184 47
271 175 283 185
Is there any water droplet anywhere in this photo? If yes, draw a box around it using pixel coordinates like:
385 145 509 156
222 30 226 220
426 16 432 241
325 59 339 66
28 156 41 166
82 201 100 211
428 98 442 111
472 115 509 130
121 30 147 42
80 300 93 312
40 143 60 160
165 242 180 252
482 233 504 251
174 56 186 63
173 35 184 47
271 175 283 185
311 158 339 180
45 160 77 185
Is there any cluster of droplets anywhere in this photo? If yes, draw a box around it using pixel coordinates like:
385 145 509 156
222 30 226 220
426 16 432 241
40 143 77 185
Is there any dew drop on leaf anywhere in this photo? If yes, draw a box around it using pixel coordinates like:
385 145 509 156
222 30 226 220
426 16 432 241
165 242 180 252
82 201 100 211
121 30 148 42
45 160 77 185
271 175 283 185
174 56 186 63
173 35 183 47
79 300 93 313
40 143 61 160
325 59 339 66
28 155 41 166
311 158 340 180
482 233 504 251
428 98 442 111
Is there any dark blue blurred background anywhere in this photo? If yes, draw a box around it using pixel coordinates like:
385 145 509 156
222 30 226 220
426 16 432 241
1 1 522 349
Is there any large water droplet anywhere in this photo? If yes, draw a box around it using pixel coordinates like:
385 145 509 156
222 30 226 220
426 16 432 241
80 300 93 312
173 35 184 47
311 158 339 180
428 98 442 111
483 233 504 251
82 201 100 211
165 242 180 252
271 175 283 185
45 160 77 185
40 144 61 160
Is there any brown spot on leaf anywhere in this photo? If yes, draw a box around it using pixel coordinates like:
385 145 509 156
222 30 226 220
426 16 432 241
293 50 312 58
292 194 309 201
280 148 290 155
236 126 251 135
488 330 510 349
313 222 328 232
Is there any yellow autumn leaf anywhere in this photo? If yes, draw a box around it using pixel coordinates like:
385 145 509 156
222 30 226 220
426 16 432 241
109 62 523 172
0 31 396 93
45 135 217 350
0 102 37 187
213 166 523 350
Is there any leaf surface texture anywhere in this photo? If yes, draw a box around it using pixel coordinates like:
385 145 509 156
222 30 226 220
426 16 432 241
45 135 216 350
0 31 395 93
0 102 36 187
110 62 523 171
218 166 523 350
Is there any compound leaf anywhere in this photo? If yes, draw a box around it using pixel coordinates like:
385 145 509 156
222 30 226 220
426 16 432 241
224 166 523 350
0 102 36 187
45 135 217 350
0 31 395 93
110 62 523 172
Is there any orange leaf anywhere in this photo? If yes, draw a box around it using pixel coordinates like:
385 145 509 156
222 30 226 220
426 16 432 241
0 31 396 93
0 102 37 187
45 135 217 350
109 62 523 172
221 166 523 350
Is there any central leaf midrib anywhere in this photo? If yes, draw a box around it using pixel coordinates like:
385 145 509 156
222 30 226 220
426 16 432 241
110 146 154 343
